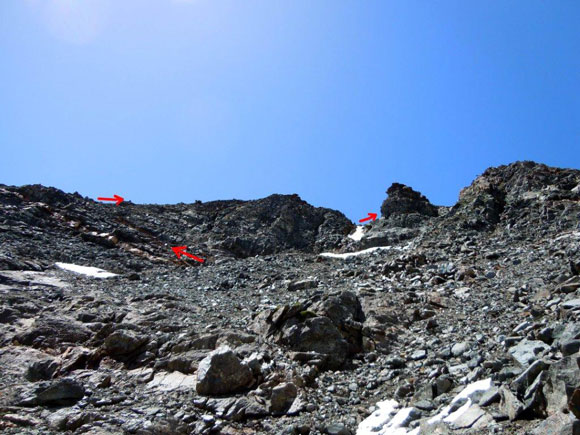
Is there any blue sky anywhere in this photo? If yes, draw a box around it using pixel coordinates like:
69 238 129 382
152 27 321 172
1 1 579 221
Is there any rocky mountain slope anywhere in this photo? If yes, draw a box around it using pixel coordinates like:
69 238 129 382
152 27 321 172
1 161 580 434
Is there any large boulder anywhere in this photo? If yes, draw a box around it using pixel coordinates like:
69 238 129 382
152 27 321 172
251 291 366 370
102 330 149 357
281 316 349 369
196 346 254 396
311 291 366 354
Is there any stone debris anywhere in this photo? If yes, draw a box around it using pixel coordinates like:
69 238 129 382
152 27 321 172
0 161 579 433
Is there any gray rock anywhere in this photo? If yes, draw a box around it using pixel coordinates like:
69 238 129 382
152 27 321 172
288 278 318 291
26 358 60 381
559 277 580 294
15 317 92 349
451 341 470 357
522 370 548 418
478 386 500 406
385 356 406 368
434 376 453 396
569 388 580 418
499 386 524 420
511 359 549 396
543 354 580 415
381 183 438 219
324 423 352 435
47 408 93 431
508 339 550 367
224 397 268 421
450 404 487 429
561 339 580 356
414 400 435 411
395 383 414 398
409 349 427 361
102 330 148 356
17 378 85 406
312 290 365 326
270 382 298 414
281 316 349 370
530 412 580 435
562 298 580 309
538 326 555 344
196 346 254 396
412 383 435 403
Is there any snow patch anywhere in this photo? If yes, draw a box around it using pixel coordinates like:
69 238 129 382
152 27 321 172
357 378 493 435
357 401 420 435
428 378 492 425
357 399 399 433
348 226 366 241
320 245 408 259
55 262 117 278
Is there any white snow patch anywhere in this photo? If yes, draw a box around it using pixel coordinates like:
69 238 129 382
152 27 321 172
357 399 399 433
428 378 492 425
320 245 408 260
55 262 117 278
357 401 421 435
358 379 493 435
348 225 366 241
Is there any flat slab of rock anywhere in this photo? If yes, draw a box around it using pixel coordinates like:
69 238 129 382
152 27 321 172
147 371 196 392
450 404 487 429
508 339 550 367
562 299 580 310
16 378 85 406
287 278 318 291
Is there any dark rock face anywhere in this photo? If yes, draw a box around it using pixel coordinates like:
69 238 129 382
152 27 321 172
0 187 354 268
380 183 438 220
448 161 580 231
213 194 354 257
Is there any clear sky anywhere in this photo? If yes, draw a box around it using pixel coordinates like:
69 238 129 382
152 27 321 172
1 1 579 221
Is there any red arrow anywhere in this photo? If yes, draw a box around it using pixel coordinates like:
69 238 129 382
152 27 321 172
359 212 377 223
97 194 124 206
172 246 204 263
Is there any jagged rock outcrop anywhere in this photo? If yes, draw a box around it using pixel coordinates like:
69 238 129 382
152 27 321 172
380 183 439 220
356 183 438 248
447 161 580 231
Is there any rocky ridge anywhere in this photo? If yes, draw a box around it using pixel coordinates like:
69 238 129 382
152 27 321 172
0 160 579 434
